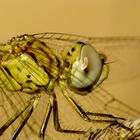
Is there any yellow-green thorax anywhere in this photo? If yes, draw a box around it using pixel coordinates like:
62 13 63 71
0 35 59 93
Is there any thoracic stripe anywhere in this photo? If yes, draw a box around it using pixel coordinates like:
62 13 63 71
0 36 59 93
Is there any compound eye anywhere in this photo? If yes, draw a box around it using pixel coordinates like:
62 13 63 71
70 44 102 89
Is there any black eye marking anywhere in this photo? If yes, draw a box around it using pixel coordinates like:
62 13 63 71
17 67 21 72
65 60 70 67
71 47 75 52
25 80 32 83
77 42 85 45
27 75 31 78
67 52 70 56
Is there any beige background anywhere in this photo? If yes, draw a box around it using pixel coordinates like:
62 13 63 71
0 0 139 109
0 0 140 139
0 0 140 40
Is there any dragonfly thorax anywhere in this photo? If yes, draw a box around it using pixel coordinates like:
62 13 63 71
1 35 59 93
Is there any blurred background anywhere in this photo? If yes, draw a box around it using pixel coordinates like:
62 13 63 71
0 0 140 40
0 0 140 139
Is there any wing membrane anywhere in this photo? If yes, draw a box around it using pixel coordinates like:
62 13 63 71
0 33 140 140
33 33 140 118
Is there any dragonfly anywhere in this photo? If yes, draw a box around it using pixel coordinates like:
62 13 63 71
0 33 140 140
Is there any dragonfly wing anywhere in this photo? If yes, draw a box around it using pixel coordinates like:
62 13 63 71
0 33 140 140
79 119 140 140
33 33 140 118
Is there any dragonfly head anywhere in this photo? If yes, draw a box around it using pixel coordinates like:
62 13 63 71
68 42 109 94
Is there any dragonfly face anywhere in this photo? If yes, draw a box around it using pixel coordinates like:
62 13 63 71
0 33 140 140
63 42 109 94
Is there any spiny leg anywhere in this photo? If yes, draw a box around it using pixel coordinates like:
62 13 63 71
10 96 39 140
59 81 126 125
38 93 85 140
53 93 85 134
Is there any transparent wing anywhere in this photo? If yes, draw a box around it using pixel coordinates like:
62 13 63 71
0 33 140 140
33 33 140 118
0 57 52 139
33 33 140 140
79 119 140 140
0 36 60 139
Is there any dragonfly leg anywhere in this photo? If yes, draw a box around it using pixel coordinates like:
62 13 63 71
38 94 85 140
39 96 53 140
10 96 39 140
0 96 37 136
53 93 85 134
60 82 125 124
